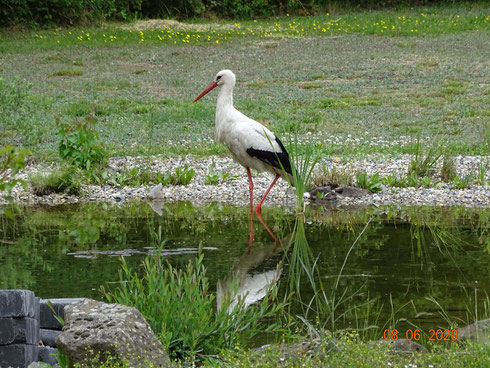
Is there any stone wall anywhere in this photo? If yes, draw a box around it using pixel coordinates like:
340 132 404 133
0 290 82 368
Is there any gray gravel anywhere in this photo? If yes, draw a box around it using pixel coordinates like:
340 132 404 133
2 154 489 208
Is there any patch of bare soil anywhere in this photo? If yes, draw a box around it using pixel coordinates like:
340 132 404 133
119 19 239 32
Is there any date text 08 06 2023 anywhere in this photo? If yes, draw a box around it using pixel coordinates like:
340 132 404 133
383 329 458 341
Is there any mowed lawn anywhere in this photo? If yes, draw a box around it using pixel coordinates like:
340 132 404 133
1 5 489 161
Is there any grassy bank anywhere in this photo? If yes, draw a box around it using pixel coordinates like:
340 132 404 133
1 5 489 163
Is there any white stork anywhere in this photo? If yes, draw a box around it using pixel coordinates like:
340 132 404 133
193 69 293 248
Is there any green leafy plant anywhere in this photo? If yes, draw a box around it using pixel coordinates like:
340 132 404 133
382 175 406 188
420 176 434 188
57 118 105 171
0 145 29 214
102 241 286 363
170 164 195 185
204 164 230 185
407 173 421 187
107 167 172 187
356 172 382 192
453 175 472 189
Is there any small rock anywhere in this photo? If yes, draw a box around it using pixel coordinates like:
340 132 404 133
148 184 164 200
114 193 126 202
370 338 427 354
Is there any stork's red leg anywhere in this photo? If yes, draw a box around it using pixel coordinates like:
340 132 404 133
246 168 254 251
256 174 280 214
255 174 281 245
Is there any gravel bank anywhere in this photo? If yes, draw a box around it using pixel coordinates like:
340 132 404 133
3 155 489 208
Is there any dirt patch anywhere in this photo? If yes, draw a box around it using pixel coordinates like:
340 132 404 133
120 19 183 31
119 19 240 32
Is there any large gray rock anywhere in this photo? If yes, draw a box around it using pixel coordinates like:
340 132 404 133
56 299 169 367
457 318 490 344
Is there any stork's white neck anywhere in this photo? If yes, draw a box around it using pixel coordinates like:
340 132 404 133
217 83 234 109
214 82 235 144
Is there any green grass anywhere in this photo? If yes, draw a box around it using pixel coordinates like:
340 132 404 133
51 69 83 77
210 338 490 368
0 5 489 163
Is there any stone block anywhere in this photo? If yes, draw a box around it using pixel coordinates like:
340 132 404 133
34 297 40 323
38 346 58 365
39 328 59 347
0 344 38 368
39 298 83 330
0 290 36 318
0 317 39 345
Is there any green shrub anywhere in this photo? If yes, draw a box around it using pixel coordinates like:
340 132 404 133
57 119 105 171
102 244 286 362
0 0 143 27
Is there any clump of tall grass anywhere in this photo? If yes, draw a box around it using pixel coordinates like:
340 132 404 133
101 234 287 363
408 133 442 178
30 166 82 195
278 135 320 211
312 164 355 188
441 155 457 182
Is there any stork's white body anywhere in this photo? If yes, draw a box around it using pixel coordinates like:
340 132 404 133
193 69 291 248
213 71 288 178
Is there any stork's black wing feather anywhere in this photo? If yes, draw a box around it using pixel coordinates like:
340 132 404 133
246 136 292 175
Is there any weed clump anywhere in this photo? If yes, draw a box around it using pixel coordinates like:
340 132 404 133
408 133 442 178
312 165 355 188
30 166 82 195
441 155 457 182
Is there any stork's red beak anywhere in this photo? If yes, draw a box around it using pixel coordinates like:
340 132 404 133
193 81 218 103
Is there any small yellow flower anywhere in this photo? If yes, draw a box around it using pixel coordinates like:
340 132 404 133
216 39 219 44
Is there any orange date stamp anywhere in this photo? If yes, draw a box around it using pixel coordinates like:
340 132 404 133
383 328 458 341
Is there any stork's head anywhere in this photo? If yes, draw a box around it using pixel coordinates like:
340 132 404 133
193 69 235 103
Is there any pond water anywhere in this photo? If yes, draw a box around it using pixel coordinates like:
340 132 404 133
0 201 488 339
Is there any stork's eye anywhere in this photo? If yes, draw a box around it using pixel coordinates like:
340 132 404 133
216 75 222 80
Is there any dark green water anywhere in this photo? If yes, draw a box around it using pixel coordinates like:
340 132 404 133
0 202 488 336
